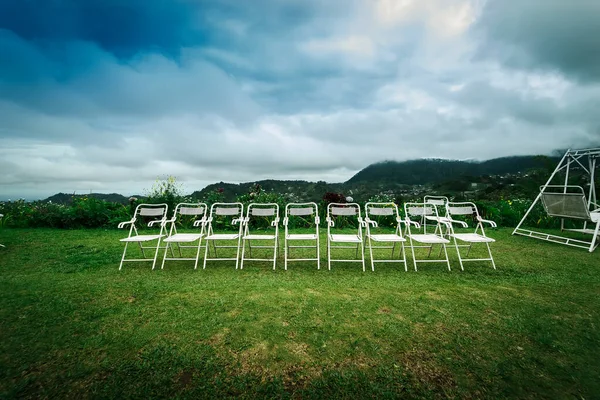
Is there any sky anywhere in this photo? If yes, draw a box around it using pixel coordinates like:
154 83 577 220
1 0 599 200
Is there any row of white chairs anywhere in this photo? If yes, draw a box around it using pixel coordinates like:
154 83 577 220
118 198 497 271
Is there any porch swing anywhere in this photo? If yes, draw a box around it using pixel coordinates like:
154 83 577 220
513 148 600 252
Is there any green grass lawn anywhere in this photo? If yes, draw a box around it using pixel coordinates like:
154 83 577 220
0 228 599 399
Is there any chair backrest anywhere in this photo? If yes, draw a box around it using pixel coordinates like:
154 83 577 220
540 186 591 220
286 202 318 217
328 203 361 217
327 203 362 230
365 202 399 218
424 195 449 207
446 202 478 218
210 202 243 218
405 203 437 218
171 203 207 232
246 203 279 219
176 203 207 217
136 204 168 218
249 205 278 217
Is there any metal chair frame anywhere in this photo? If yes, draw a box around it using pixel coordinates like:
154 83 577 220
423 195 449 234
326 203 366 271
364 202 407 271
444 202 497 270
118 203 168 270
283 202 320 270
240 203 280 270
404 202 451 271
160 202 208 270
203 203 244 269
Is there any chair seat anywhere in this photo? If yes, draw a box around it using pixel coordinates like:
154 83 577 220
330 234 362 243
450 233 495 243
591 211 600 223
244 234 276 240
205 234 240 240
287 234 318 240
163 233 203 243
408 234 449 244
368 234 406 242
120 234 164 242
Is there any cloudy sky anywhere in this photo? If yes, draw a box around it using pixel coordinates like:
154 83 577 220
1 0 599 200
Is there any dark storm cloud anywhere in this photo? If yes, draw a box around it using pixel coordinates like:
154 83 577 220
476 0 600 82
0 0 205 59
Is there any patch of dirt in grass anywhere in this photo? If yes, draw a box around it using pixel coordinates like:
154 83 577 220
496 285 518 292
426 291 443 300
175 369 194 390
282 364 323 393
207 328 230 346
284 342 312 362
400 349 457 394
227 309 241 318
377 307 391 314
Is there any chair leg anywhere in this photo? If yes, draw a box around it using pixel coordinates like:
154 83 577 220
409 238 418 271
240 238 247 270
442 243 451 271
486 242 496 270
316 237 321 270
327 238 331 271
203 240 210 269
453 238 464 271
284 239 288 271
161 241 170 270
119 242 129 271
272 237 277 271
194 239 203 270
400 242 407 272
235 236 242 270
368 237 375 272
360 241 366 272
151 239 162 270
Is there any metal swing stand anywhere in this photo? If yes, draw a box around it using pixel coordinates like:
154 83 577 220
512 148 600 252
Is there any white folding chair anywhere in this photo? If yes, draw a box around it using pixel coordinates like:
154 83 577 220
445 202 497 270
0 214 5 248
118 203 168 270
160 202 208 270
240 203 280 270
423 195 449 234
364 202 407 272
283 202 320 270
326 203 366 271
203 203 244 269
404 202 451 271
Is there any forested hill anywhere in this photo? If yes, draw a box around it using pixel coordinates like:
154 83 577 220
346 156 558 185
44 193 133 204
191 155 559 202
